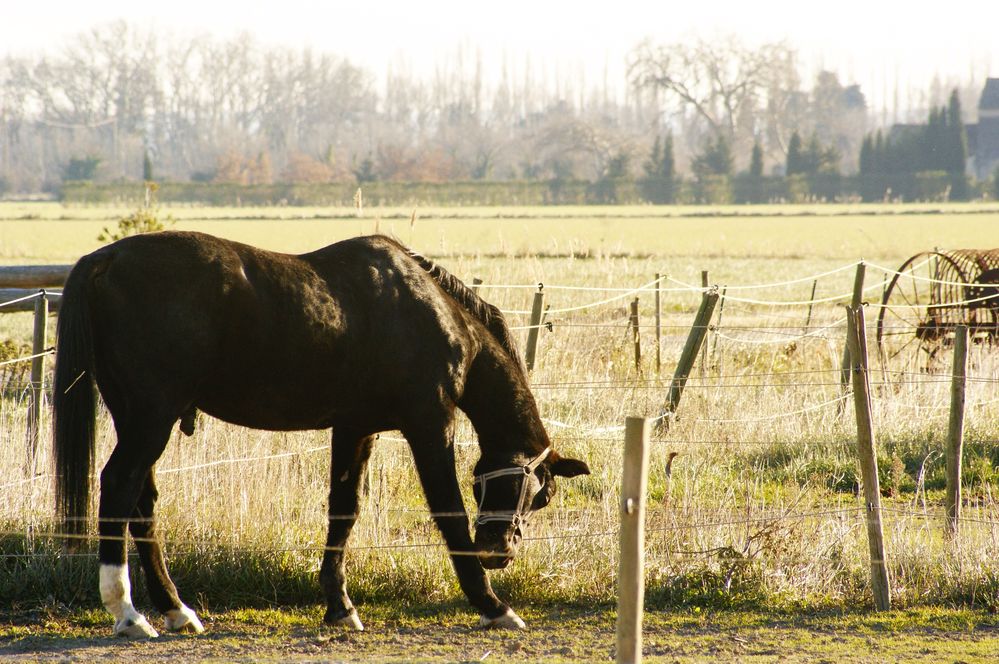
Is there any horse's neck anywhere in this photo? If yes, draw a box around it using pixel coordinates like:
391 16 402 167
459 342 547 458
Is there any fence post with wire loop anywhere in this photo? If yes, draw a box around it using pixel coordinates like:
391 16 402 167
524 285 545 372
840 261 866 391
617 416 650 664
27 289 49 472
845 303 891 611
804 279 818 331
654 273 662 375
657 287 719 431
699 270 708 378
710 286 727 368
945 324 968 536
629 297 641 374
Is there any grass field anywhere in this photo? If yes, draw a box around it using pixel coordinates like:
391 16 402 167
3 201 999 660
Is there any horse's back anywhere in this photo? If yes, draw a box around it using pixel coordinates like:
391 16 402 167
75 231 477 431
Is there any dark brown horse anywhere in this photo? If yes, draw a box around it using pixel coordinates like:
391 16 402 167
53 231 589 637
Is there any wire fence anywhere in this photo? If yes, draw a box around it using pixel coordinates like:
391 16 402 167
2 255 998 594
9 502 999 563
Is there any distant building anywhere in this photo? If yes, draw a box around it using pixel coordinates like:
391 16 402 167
968 78 999 180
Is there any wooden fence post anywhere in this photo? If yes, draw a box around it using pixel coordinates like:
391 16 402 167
617 416 650 664
630 297 641 374
804 279 818 331
654 274 662 375
658 289 719 429
710 286 727 367
471 277 483 295
27 290 49 472
524 287 545 371
699 271 709 378
845 304 892 611
945 324 968 536
840 262 866 390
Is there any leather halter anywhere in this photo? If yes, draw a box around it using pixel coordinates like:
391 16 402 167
472 447 552 527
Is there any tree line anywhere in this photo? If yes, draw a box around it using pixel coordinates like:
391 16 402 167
0 22 988 200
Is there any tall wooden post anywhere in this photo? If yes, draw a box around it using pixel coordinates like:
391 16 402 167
945 325 968 536
654 273 662 375
710 286 727 366
629 297 642 373
845 304 891 611
617 417 650 664
658 289 719 428
699 271 709 378
471 277 483 295
27 290 49 471
804 279 818 331
524 287 545 371
840 262 866 389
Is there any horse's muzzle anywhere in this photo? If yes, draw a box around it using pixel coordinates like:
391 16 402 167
475 525 521 569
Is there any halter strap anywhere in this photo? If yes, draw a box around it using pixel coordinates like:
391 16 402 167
474 446 552 483
473 447 552 527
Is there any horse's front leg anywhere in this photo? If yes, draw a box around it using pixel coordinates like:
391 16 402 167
320 429 376 630
405 426 525 630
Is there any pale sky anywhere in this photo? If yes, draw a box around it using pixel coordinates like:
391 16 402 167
3 1 997 114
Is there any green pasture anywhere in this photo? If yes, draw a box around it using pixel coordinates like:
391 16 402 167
1 201 997 266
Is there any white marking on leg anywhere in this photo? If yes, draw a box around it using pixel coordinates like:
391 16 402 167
164 604 205 633
479 608 526 630
333 608 364 631
99 564 158 638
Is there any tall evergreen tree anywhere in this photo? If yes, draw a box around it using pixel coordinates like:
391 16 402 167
640 132 676 203
643 135 663 178
873 131 886 174
859 134 874 175
659 133 675 179
692 134 733 178
786 131 804 176
749 141 764 178
143 150 154 182
946 89 969 199
946 89 967 175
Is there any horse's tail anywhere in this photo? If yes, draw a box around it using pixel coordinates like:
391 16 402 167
405 248 526 370
53 255 102 544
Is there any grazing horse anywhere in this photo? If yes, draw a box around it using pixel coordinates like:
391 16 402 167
53 231 589 638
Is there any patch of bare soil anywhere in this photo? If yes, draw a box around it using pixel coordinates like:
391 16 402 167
3 607 999 663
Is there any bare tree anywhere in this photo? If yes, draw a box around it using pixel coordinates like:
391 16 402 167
628 35 798 163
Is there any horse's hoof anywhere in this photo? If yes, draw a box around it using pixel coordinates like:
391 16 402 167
327 608 364 631
164 605 205 634
114 615 159 639
479 608 526 630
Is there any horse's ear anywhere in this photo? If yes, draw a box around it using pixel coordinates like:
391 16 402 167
550 456 590 478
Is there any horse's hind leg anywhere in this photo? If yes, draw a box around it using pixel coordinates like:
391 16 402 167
320 428 375 630
97 417 173 638
129 472 204 633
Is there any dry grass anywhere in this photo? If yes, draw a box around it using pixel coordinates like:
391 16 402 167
3 202 999 615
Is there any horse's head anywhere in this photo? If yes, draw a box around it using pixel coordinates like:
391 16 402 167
471 447 590 569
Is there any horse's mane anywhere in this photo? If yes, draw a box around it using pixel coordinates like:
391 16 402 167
404 247 526 371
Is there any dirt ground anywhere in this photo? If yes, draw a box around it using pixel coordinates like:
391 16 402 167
3 604 999 663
